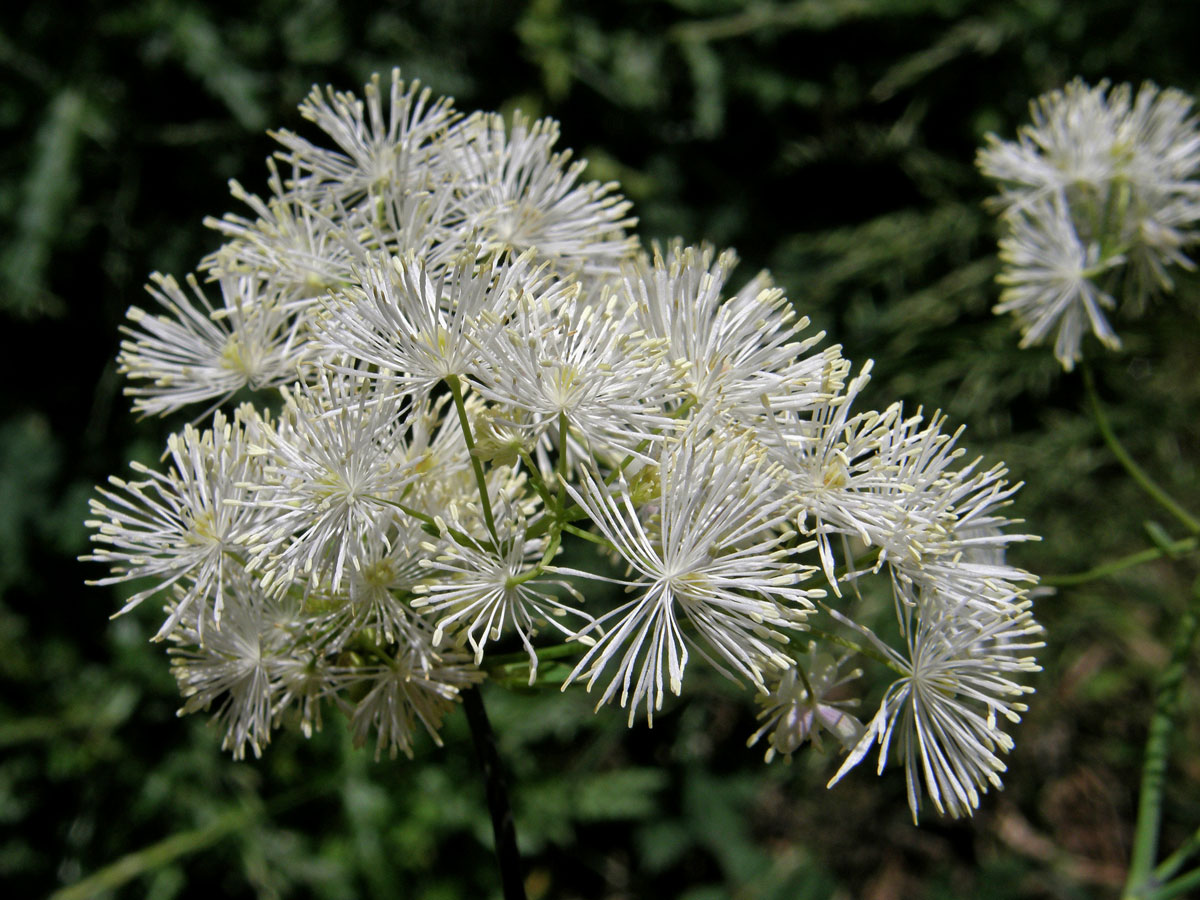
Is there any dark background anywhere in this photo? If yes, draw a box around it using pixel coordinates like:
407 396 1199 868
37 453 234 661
3 1 1199 897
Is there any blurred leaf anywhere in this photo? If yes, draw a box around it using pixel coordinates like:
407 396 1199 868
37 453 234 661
684 770 770 885
166 6 269 130
0 90 87 318
575 767 669 820
871 16 1015 101
669 0 964 43
637 819 692 872
0 414 60 592
680 36 724 137
281 0 347 64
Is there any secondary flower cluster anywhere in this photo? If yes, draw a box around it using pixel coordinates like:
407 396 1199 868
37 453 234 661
978 78 1200 370
86 71 1041 821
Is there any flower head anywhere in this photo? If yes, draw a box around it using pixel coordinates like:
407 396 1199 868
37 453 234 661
119 273 310 417
558 430 821 724
748 648 863 761
241 371 420 596
272 69 459 208
626 242 846 422
469 287 677 468
995 194 1123 369
318 250 534 396
345 640 483 761
980 78 1200 367
413 508 592 682
85 71 1042 812
442 111 638 274
828 587 1042 821
84 407 268 639
168 571 309 759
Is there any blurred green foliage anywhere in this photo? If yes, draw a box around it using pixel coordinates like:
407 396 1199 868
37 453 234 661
3 0 1198 897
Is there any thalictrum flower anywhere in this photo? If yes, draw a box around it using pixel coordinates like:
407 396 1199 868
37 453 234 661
828 589 1042 821
469 287 678 467
241 372 420 596
764 366 900 588
748 648 863 761
558 431 822 725
413 509 592 683
167 571 305 759
271 69 459 209
442 111 638 274
995 194 1123 370
202 160 375 304
119 272 310 417
317 250 533 396
626 242 847 421
306 518 432 657
980 78 1200 366
345 640 483 761
84 407 267 640
85 71 1042 800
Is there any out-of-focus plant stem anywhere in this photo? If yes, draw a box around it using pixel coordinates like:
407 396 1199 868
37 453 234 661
1122 577 1200 900
1083 364 1200 536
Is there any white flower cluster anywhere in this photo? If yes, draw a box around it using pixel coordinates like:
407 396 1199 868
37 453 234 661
978 78 1200 370
86 71 1041 821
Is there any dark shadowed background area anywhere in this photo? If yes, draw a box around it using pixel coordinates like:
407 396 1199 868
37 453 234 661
3 1 1198 898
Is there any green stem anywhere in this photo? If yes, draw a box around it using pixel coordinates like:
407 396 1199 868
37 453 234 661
601 397 692 488
556 411 569 508
382 496 489 552
447 375 499 542
49 782 328 900
485 641 586 671
1155 825 1200 885
1094 177 1132 264
525 500 591 540
533 528 562 572
1084 365 1200 535
50 808 255 900
1042 537 1198 587
1122 580 1200 900
561 521 608 546
669 3 823 43
804 623 904 676
518 449 556 512
1148 866 1200 900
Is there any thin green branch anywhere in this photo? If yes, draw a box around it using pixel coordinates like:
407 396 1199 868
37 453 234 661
601 397 691 489
485 641 587 672
1155 825 1200 885
447 375 499 542
48 782 328 900
804 623 905 676
1084 365 1200 535
380 496 488 552
1042 537 1198 587
669 0 854 44
517 449 556 511
1148 866 1200 900
50 807 255 900
562 521 607 546
556 411 569 508
1122 580 1200 900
